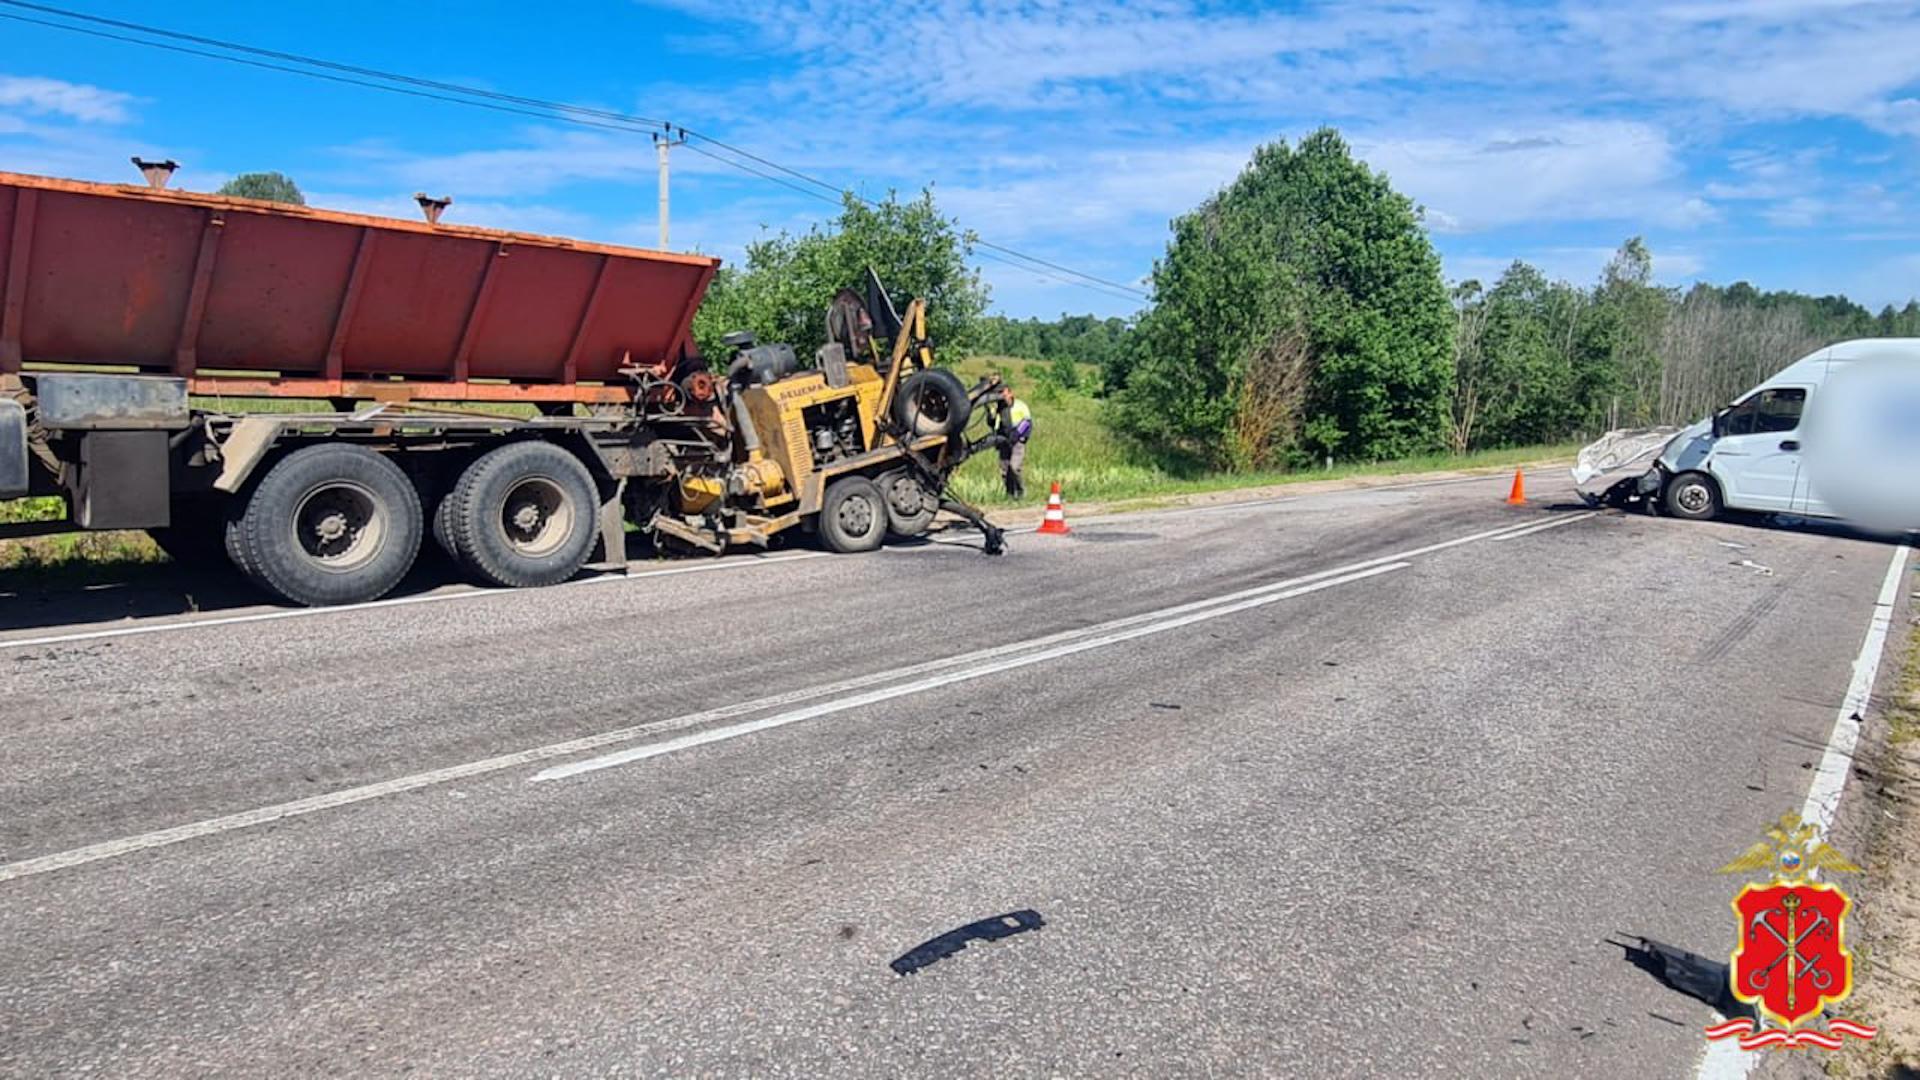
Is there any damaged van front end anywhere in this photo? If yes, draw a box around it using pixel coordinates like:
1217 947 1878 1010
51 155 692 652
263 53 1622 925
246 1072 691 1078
1571 425 1692 511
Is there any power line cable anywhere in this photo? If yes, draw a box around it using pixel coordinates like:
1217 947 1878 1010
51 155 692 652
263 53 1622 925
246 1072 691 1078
0 10 664 136
0 0 1150 301
0 0 670 129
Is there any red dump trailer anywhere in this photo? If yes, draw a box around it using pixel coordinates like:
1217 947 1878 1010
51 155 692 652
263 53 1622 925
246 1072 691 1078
0 170 716 398
0 170 1003 606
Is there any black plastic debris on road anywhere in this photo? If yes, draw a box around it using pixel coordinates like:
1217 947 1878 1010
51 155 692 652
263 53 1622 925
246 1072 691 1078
891 909 1045 976
1607 934 1751 1019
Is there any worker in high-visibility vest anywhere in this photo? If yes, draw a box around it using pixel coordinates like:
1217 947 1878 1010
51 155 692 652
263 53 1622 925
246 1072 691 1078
996 386 1032 499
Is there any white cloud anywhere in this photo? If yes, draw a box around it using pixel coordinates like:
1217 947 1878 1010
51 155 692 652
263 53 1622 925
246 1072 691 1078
1763 196 1827 228
0 75 134 124
1354 121 1713 231
302 190 593 235
1445 244 1705 288
1568 2 1920 126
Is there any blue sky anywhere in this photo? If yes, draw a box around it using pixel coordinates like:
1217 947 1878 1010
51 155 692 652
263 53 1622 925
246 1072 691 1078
2 0 1918 320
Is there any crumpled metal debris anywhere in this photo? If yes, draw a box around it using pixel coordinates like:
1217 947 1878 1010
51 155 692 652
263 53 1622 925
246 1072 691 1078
1571 427 1683 487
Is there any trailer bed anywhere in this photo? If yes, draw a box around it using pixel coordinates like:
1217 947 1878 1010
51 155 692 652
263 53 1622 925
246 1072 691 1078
0 171 718 403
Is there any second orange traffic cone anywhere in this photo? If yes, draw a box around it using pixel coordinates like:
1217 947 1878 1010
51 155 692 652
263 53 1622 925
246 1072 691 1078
1037 481 1072 535
1505 469 1526 506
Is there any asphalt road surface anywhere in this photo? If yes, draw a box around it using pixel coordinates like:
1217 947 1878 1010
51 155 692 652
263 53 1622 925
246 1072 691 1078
0 471 1910 1078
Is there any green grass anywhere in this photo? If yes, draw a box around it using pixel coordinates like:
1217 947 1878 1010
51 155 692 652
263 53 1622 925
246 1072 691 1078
943 355 1577 508
0 494 161 574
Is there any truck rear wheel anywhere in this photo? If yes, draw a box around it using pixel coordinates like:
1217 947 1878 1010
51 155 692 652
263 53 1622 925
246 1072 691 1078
445 440 598 588
233 444 423 607
878 468 937 539
819 475 886 553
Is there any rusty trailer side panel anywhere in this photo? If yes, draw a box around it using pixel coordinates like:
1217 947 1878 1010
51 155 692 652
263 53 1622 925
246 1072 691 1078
0 171 718 401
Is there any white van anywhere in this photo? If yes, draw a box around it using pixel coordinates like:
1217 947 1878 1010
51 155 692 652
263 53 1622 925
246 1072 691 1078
1651 338 1920 529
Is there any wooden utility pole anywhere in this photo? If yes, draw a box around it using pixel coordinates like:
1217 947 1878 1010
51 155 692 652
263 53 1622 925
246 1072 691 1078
653 127 687 250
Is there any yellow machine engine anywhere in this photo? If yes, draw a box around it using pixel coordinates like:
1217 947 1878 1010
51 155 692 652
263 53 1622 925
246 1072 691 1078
647 270 1003 556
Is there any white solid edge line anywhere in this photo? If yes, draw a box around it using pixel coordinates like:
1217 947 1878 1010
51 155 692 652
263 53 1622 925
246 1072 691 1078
531 561 1412 781
0 511 1594 884
0 551 831 651
1694 541 1912 1080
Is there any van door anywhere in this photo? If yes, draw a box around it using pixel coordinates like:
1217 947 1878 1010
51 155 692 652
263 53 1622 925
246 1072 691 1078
1709 387 1807 512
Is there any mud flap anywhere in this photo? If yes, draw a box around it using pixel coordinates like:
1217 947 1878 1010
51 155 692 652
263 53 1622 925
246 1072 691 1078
592 478 628 570
0 398 27 499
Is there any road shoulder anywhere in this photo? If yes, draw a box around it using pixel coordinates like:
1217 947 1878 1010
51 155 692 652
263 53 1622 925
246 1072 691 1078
1836 560 1920 1077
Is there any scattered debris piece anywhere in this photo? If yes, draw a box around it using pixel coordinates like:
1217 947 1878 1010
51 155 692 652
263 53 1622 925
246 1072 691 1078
1732 559 1774 576
1608 934 1749 1018
891 910 1045 976
1717 540 1750 550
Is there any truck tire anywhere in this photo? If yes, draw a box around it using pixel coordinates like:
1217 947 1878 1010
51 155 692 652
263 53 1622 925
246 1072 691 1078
878 468 937 539
431 484 459 562
233 444 423 607
892 369 971 438
1664 471 1721 521
445 440 599 588
147 505 228 569
224 511 258 582
819 475 886 553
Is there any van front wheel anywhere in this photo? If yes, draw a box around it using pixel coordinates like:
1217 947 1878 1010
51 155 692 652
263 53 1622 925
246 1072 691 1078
1664 471 1721 521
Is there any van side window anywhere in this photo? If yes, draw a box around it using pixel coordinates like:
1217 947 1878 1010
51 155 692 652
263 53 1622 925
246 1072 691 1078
1724 388 1806 436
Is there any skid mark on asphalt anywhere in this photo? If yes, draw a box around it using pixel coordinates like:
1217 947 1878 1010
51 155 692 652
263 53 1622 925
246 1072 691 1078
0 511 1595 885
1692 561 1805 666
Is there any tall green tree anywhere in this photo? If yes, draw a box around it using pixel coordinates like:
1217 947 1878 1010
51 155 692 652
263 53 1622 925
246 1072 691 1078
1578 238 1671 428
692 190 987 361
1115 128 1454 465
216 171 305 205
1471 262 1578 446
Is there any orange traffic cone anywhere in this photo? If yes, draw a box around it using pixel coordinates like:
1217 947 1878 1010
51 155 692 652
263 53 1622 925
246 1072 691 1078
1505 469 1526 506
1037 481 1072 535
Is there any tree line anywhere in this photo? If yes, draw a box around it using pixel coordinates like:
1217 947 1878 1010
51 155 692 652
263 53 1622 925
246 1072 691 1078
1444 242 1920 451
974 314 1132 373
661 132 1920 472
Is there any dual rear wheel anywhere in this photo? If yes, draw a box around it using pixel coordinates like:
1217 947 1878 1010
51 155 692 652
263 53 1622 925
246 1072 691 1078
818 469 939 553
436 441 599 590
222 440 599 607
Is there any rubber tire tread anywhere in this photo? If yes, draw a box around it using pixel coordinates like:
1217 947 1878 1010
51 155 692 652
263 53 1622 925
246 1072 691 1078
445 440 599 589
1663 471 1722 521
892 368 972 438
819 475 887 553
878 468 937 539
234 443 423 607
147 507 228 569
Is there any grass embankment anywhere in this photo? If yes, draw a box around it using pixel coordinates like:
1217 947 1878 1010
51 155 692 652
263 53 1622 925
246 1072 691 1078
944 355 1577 508
0 363 1576 574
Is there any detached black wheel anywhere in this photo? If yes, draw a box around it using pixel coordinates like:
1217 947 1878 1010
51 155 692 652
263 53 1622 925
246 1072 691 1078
233 444 423 606
892 369 971 438
819 475 886 553
1664 471 1721 521
446 441 599 588
878 468 937 539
